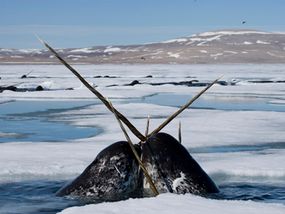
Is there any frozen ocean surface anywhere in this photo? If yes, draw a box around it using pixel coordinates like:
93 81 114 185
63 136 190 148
0 64 284 214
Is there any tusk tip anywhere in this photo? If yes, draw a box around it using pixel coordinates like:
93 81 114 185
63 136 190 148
35 34 45 45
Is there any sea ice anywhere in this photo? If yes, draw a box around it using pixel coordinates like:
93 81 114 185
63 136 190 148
0 64 284 213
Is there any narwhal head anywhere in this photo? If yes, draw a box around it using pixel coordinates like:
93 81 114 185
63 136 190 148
40 38 219 200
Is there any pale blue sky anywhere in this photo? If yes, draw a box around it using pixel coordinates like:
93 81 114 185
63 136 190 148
1 0 285 48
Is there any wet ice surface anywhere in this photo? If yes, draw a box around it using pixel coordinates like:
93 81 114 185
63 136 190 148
0 64 284 213
138 93 285 112
0 100 102 143
0 179 284 214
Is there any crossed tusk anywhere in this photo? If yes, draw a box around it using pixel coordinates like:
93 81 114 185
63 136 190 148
108 99 159 196
38 37 146 142
147 77 220 137
38 37 219 142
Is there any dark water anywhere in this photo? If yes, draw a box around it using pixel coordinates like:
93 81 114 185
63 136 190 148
0 179 284 214
139 93 285 112
0 100 102 143
0 100 104 213
190 142 285 154
0 98 284 213
211 183 285 204
0 180 80 214
1 138 284 214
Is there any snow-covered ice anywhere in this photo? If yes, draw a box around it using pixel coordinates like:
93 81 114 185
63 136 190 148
59 193 285 214
0 64 284 213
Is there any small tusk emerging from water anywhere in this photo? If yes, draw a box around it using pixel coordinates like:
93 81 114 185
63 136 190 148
145 115 150 139
178 121 182 144
108 99 159 196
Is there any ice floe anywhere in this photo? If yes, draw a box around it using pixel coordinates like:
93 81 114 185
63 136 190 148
0 64 284 214
59 193 285 214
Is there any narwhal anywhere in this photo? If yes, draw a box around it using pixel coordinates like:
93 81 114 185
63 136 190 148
39 39 219 201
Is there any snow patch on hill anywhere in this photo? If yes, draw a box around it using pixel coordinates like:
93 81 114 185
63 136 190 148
256 40 270 44
59 193 285 214
198 30 270 37
162 38 188 43
69 48 99 53
104 47 122 53
167 52 180 58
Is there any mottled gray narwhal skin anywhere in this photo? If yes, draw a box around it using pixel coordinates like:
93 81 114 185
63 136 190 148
56 141 143 200
57 132 219 200
142 132 219 195
39 39 219 201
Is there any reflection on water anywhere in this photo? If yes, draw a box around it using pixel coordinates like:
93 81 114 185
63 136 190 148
211 182 285 205
140 93 285 112
0 100 102 143
0 179 284 214
1 93 284 213
0 180 80 214
190 142 285 154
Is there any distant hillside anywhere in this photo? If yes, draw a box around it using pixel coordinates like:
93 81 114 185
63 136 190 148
1 29 285 64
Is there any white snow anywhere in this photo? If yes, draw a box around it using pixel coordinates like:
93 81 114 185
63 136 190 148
59 193 285 214
210 53 223 59
69 48 99 53
18 49 43 54
162 38 188 43
104 47 121 53
256 40 270 45
10 55 23 58
198 30 269 37
40 81 55 89
188 35 222 46
268 100 285 105
267 52 285 58
224 50 237 54
0 48 14 52
0 64 284 213
243 41 253 45
202 149 285 184
67 55 87 58
167 52 180 58
16 81 57 90
0 48 43 54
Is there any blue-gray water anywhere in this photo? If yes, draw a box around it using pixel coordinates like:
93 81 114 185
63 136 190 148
0 180 78 214
139 93 285 112
0 179 284 214
0 100 101 143
0 97 284 214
